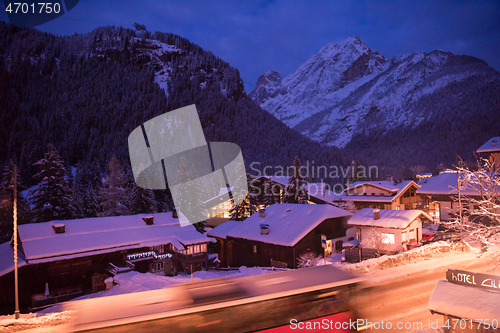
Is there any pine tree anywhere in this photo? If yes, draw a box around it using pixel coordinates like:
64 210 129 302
283 156 308 204
29 144 74 222
72 162 100 218
263 177 279 207
99 156 130 217
229 193 257 221
131 184 157 214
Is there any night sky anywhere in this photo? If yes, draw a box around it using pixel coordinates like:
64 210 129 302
1 0 499 91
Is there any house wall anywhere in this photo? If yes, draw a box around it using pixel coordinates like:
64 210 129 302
439 201 453 221
357 218 422 257
227 237 294 268
356 201 393 210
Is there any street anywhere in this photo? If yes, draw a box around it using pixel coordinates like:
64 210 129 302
352 248 499 332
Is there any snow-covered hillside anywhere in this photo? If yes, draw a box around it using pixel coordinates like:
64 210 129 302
251 37 500 147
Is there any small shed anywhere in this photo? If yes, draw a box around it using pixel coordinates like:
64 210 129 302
348 208 432 258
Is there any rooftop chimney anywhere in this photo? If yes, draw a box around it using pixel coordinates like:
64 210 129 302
493 140 498 147
142 216 154 225
172 208 178 219
51 223 65 234
260 223 269 235
259 209 266 218
373 209 380 220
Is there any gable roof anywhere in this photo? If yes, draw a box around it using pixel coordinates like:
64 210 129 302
347 208 432 229
17 213 210 264
477 136 500 154
416 172 479 196
223 203 352 247
343 180 418 202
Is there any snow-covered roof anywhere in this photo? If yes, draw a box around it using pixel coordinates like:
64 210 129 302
343 239 359 247
477 136 500 154
416 172 478 196
224 203 352 247
346 180 411 192
0 241 26 277
429 280 500 321
347 208 432 229
343 180 418 202
17 213 210 264
207 221 241 239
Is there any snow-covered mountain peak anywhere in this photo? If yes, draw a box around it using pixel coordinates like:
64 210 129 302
250 39 500 148
248 71 282 105
252 37 388 128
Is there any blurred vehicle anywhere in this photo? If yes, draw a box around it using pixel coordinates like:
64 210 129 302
65 265 361 332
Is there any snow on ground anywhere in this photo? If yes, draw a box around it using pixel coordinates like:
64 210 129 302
341 241 474 274
0 312 72 333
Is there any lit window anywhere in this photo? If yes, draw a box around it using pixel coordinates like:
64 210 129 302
401 232 407 242
253 245 257 253
381 233 395 244
201 243 207 252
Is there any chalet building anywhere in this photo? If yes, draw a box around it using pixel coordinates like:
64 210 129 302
477 136 500 171
207 203 352 269
416 172 478 222
417 137 500 223
0 213 211 312
343 180 426 211
347 208 432 259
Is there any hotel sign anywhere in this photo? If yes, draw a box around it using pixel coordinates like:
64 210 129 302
446 269 500 292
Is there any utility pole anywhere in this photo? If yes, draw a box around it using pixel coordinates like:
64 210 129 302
11 164 19 319
456 155 463 242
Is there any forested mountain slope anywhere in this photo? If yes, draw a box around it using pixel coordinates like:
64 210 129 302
0 22 341 186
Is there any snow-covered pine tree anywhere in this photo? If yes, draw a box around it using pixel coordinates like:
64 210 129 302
99 156 130 217
283 156 308 204
131 184 157 214
263 177 279 207
229 193 257 221
229 167 258 221
29 144 74 222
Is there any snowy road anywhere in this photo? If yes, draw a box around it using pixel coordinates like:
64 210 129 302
352 249 499 332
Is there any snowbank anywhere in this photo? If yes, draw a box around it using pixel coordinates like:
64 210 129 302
342 241 474 273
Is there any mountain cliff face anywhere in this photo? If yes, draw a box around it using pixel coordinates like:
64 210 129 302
248 71 282 105
251 37 500 149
